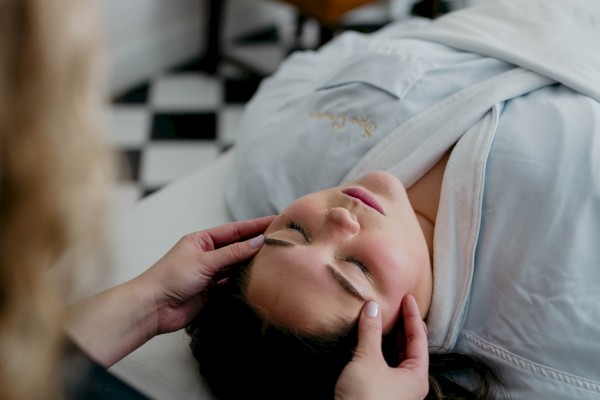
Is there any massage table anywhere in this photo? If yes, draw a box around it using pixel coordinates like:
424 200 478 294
106 152 236 400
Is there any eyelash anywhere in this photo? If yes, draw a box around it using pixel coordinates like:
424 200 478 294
344 255 370 275
287 220 369 275
286 220 311 242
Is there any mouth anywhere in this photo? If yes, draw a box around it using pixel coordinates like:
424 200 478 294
342 188 385 215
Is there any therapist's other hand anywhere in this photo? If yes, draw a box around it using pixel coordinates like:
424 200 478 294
334 295 429 400
136 216 275 335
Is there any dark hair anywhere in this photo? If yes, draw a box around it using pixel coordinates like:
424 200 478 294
188 263 506 400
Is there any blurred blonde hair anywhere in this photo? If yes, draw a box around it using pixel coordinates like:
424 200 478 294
0 0 114 399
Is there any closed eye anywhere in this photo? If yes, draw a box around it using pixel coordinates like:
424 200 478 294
343 255 370 276
287 220 368 275
286 220 311 243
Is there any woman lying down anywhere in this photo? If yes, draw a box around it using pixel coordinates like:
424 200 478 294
188 0 600 399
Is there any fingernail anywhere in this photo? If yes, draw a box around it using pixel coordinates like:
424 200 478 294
364 301 379 318
249 234 264 249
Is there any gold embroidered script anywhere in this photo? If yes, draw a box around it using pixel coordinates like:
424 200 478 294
310 110 377 139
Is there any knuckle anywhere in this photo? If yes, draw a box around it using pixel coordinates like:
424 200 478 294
186 232 213 251
226 242 245 259
360 318 381 335
358 325 382 348
230 223 243 241
360 324 381 336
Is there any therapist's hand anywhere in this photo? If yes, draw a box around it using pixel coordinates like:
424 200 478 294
334 295 429 400
67 216 275 367
137 216 276 335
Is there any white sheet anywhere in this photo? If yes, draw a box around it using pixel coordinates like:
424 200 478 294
395 0 600 102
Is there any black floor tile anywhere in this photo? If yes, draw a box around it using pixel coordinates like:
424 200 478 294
171 57 208 73
233 25 279 44
113 82 151 104
224 75 263 103
343 22 390 34
151 113 217 140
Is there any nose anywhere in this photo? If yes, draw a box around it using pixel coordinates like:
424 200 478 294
324 207 360 236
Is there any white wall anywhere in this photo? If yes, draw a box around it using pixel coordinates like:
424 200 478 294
99 0 472 97
99 0 203 96
99 0 297 96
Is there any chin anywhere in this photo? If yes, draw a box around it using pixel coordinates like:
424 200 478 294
356 171 406 199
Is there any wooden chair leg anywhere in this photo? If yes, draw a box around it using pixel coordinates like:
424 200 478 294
201 0 225 74
294 13 307 50
412 0 442 18
318 24 335 47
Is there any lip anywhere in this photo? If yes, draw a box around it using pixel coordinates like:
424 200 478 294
342 187 385 215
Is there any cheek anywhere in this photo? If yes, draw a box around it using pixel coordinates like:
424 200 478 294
365 238 425 326
367 238 414 288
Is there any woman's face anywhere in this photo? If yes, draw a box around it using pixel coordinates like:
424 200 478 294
246 171 433 335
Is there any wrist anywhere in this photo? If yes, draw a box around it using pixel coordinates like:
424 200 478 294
66 276 162 367
128 272 163 340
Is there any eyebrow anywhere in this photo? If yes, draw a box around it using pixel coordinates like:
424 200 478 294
264 237 366 302
326 265 366 302
264 238 295 247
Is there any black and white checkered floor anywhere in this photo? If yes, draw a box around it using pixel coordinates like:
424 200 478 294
108 16 390 207
110 60 265 206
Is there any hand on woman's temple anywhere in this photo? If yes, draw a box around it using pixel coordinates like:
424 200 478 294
334 295 429 400
135 215 276 334
67 216 275 367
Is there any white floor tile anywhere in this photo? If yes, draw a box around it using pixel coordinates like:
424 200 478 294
108 106 150 149
224 44 285 76
150 73 222 112
218 105 245 145
141 143 220 187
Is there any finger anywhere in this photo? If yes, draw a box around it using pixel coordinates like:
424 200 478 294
200 234 265 275
353 301 384 359
398 295 428 373
193 216 276 250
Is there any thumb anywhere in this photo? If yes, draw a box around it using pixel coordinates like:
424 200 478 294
201 234 264 274
354 301 384 359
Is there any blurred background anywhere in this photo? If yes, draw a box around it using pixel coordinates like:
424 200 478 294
103 0 482 207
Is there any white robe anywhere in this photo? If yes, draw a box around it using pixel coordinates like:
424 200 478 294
227 1 600 397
